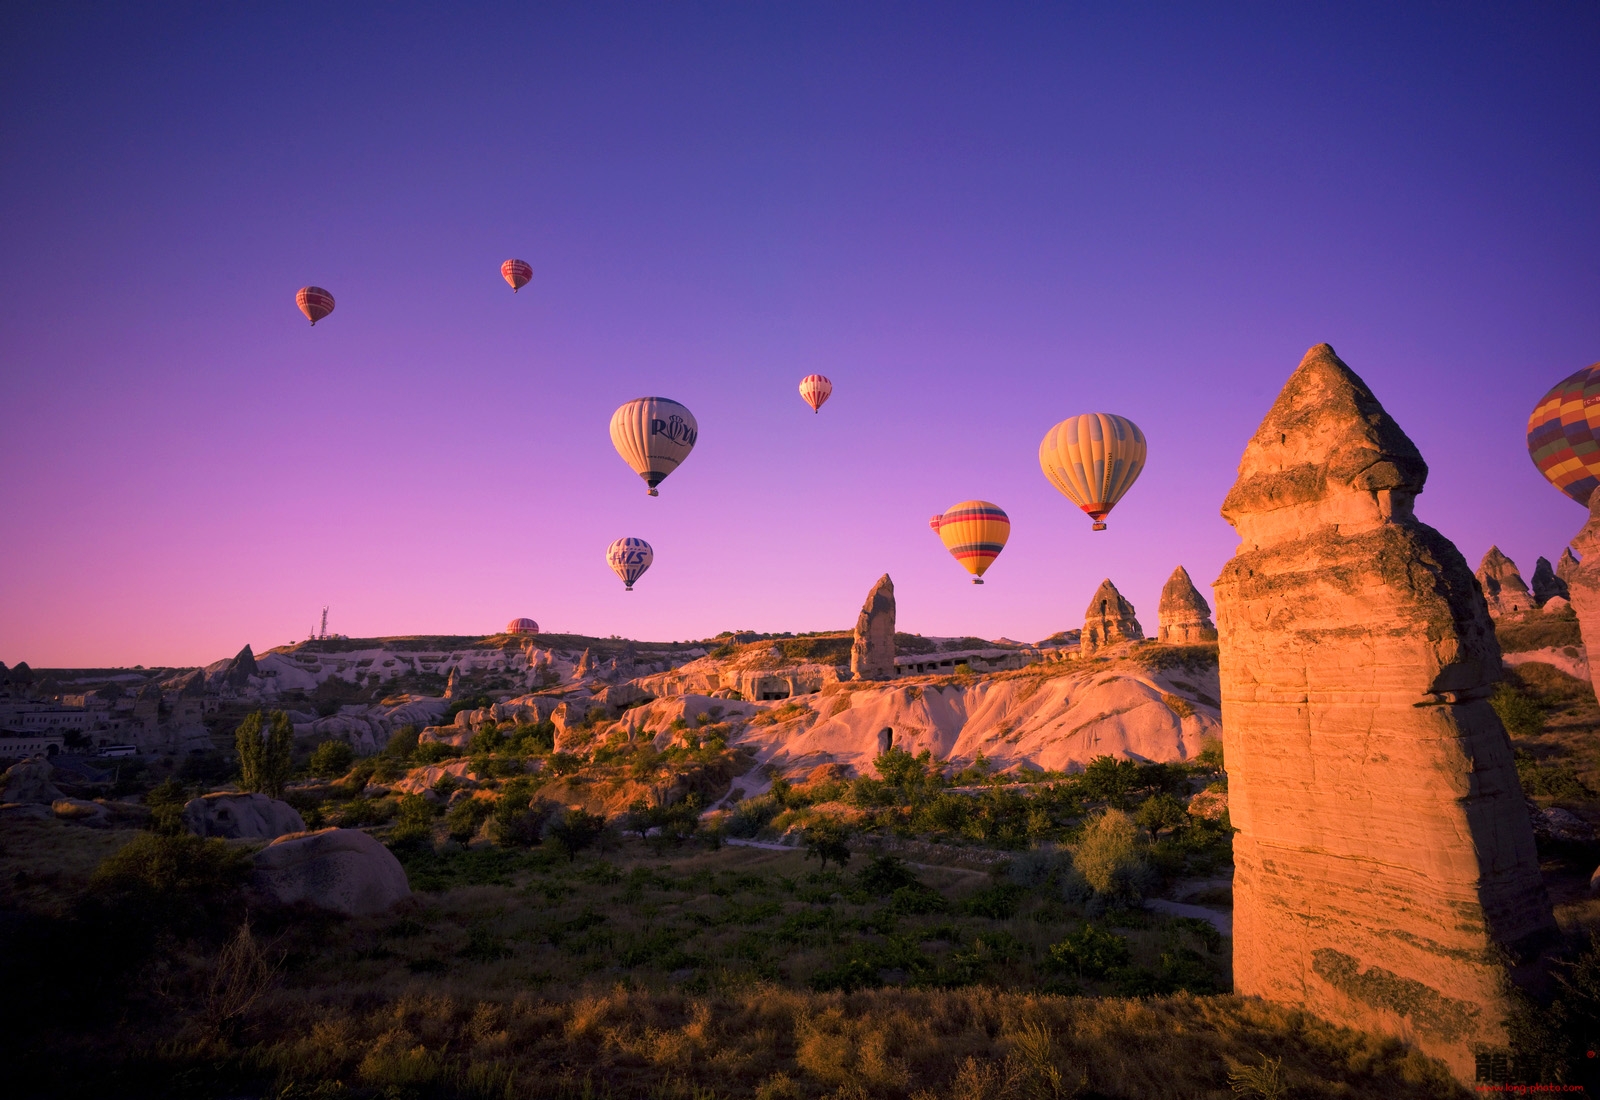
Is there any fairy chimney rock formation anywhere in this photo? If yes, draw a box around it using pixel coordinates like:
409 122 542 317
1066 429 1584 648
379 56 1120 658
1562 501 1600 706
1080 579 1143 657
1476 546 1534 617
851 574 896 681
1557 547 1580 588
1531 555 1569 606
1213 343 1554 1082
1156 566 1217 644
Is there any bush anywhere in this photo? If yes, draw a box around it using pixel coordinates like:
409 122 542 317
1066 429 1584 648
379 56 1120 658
413 740 457 765
802 819 852 872
308 740 355 778
1047 923 1131 978
1134 793 1188 840
489 784 551 849
855 855 920 896
388 794 437 849
445 796 492 843
1070 808 1150 903
89 832 251 939
549 809 607 861
1492 683 1547 737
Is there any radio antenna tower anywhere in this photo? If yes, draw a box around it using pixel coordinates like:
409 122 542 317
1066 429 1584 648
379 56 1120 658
319 606 329 640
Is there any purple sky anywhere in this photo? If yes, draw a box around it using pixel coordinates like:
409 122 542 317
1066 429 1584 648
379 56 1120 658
2 3 1597 669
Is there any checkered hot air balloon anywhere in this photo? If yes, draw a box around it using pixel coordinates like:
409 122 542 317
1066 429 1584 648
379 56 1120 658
930 501 1010 584
501 258 532 293
1528 363 1600 508
610 397 698 496
1038 413 1147 531
799 374 833 413
606 538 654 591
295 286 335 326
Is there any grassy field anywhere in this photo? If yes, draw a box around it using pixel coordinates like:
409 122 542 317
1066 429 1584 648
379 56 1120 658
0 818 1477 1100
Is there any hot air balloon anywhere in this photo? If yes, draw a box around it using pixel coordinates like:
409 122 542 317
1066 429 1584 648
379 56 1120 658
799 374 833 413
1528 363 1600 507
296 286 335 326
1038 413 1147 531
606 537 654 590
930 500 1010 584
610 397 698 496
505 617 539 635
501 259 532 293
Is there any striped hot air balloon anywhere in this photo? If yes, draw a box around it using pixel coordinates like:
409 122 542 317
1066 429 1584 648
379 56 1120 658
606 537 654 590
1039 413 1147 531
931 501 1010 584
295 286 335 326
799 374 833 413
505 617 539 635
610 397 698 496
1528 363 1600 507
501 258 532 293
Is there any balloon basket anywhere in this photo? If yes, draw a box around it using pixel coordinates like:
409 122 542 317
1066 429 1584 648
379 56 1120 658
625 585 633 591
972 578 984 585
647 489 659 497
1092 522 1107 531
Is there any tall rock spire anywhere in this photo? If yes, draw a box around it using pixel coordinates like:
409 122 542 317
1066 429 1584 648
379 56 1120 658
1213 343 1553 1082
1530 555 1569 605
1476 546 1534 617
850 574 896 681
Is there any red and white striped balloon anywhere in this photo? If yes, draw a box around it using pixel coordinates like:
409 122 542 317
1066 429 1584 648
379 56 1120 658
295 286 335 326
501 258 532 293
798 374 833 413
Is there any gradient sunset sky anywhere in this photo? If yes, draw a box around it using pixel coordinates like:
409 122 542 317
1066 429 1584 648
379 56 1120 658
2 2 1597 669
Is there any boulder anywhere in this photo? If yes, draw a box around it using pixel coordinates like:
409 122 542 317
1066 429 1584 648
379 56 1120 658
52 798 109 825
251 827 410 916
850 574 897 681
391 760 481 796
1157 566 1217 644
1542 595 1572 615
183 792 306 839
1080 579 1143 657
1476 546 1535 617
1 757 64 804
1527 801 1595 844
1530 556 1569 605
1212 343 1555 1084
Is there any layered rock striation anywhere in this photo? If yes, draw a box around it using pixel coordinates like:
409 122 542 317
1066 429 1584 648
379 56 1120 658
1213 343 1554 1081
1080 579 1143 657
851 574 896 681
1157 566 1217 644
1476 546 1534 617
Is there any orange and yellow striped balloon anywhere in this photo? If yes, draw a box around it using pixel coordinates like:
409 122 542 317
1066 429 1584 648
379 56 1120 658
930 500 1010 584
1038 413 1147 531
1528 363 1600 507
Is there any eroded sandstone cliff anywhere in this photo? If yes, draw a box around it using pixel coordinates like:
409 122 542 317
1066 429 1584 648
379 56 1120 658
1213 343 1554 1081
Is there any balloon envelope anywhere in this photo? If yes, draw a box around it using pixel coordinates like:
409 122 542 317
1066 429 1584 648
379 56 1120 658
1528 363 1600 507
296 286 335 326
501 258 532 292
931 500 1010 583
505 617 539 635
1038 413 1147 530
799 374 833 413
606 537 654 590
610 397 698 495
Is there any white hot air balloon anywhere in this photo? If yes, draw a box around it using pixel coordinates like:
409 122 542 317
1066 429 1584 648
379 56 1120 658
606 537 654 590
609 397 698 496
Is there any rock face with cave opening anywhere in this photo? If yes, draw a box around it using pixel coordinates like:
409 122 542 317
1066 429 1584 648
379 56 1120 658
1476 546 1534 617
1080 579 1143 658
1212 343 1554 1082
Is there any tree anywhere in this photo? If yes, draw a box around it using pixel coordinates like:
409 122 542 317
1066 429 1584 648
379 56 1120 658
802 818 852 872
1133 792 1188 840
308 739 355 778
236 710 295 798
549 808 607 862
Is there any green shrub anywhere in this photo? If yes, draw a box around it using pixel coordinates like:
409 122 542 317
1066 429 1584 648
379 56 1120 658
1516 751 1595 801
308 740 355 778
549 809 607 862
855 855 920 896
489 783 551 849
382 725 419 761
958 884 1027 920
413 741 457 765
1070 808 1149 903
89 832 250 938
1492 683 1547 737
1047 923 1131 978
802 819 852 872
1134 793 1188 840
445 796 492 843
388 794 436 849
